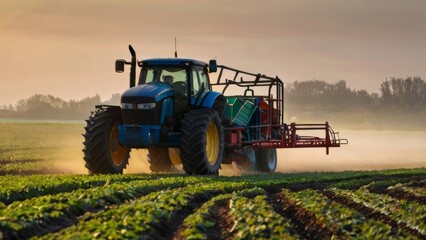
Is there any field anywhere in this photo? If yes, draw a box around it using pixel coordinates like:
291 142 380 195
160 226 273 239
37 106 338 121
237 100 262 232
1 121 426 239
0 121 85 175
0 169 425 239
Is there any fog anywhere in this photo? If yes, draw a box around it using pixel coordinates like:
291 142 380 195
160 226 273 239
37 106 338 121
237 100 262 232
276 130 426 173
52 129 426 175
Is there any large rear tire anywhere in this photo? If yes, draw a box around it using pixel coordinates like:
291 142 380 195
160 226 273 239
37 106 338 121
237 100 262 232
255 148 277 173
83 106 130 174
231 146 256 172
180 109 224 175
147 147 172 172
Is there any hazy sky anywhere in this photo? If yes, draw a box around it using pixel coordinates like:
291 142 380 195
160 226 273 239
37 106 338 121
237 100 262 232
1 0 426 105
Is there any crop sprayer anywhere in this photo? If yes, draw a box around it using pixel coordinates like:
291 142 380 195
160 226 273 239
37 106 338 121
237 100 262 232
83 45 348 175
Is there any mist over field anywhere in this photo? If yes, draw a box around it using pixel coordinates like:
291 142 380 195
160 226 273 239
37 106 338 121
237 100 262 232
1 76 425 175
38 124 425 175
278 130 426 173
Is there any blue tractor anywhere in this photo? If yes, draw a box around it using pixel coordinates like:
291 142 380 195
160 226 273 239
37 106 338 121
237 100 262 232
83 45 346 175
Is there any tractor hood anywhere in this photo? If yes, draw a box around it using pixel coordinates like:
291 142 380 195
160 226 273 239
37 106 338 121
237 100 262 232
121 82 173 103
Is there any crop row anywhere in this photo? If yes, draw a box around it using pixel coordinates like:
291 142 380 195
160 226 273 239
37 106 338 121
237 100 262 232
37 182 250 239
141 187 265 239
331 186 426 235
0 176 212 239
0 173 328 206
282 188 410 239
390 183 426 198
365 178 424 193
326 175 423 191
0 174 162 204
3 167 424 206
406 178 426 188
228 191 298 239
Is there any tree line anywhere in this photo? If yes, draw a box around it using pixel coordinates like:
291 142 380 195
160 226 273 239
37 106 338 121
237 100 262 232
284 76 426 111
1 76 425 125
0 94 121 120
284 76 426 129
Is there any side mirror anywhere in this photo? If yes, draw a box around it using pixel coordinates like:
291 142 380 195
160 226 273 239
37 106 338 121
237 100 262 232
115 59 126 73
209 60 217 73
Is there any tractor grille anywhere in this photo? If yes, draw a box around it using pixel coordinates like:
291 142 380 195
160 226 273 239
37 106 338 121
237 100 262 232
122 108 160 125
122 107 161 125
121 96 162 125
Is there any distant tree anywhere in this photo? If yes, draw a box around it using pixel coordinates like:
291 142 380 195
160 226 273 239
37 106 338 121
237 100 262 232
380 80 392 105
102 93 121 105
13 94 102 119
285 80 375 111
380 77 426 107
69 94 102 114
15 99 28 112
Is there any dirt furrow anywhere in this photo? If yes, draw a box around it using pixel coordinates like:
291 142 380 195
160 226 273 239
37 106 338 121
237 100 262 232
382 188 426 205
206 199 235 240
264 187 331 240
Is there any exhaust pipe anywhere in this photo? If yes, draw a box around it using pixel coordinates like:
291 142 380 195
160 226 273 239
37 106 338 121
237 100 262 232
128 45 136 88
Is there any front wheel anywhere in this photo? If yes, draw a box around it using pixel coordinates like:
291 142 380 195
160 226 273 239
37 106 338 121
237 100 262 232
255 148 277 173
180 109 224 175
83 106 130 174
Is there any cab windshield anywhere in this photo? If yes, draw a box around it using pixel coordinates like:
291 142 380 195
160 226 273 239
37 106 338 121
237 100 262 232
138 65 210 100
139 66 187 85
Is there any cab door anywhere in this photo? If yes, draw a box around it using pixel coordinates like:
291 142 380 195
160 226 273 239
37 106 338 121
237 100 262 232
190 66 210 106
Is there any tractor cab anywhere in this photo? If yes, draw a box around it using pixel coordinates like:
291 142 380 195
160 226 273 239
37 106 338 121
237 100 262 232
135 58 213 114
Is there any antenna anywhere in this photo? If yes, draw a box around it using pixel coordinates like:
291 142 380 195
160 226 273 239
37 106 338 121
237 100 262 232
174 37 178 58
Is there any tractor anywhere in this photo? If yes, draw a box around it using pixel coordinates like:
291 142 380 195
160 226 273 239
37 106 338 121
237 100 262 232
83 45 347 175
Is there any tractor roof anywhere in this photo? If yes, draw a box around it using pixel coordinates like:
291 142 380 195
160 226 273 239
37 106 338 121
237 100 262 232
138 58 207 67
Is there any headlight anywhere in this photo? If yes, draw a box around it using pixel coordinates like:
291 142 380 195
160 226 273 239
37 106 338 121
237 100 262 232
121 103 133 109
137 103 156 109
121 102 156 109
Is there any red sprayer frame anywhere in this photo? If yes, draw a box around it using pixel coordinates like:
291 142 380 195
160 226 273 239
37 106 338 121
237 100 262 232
224 122 347 154
212 65 348 154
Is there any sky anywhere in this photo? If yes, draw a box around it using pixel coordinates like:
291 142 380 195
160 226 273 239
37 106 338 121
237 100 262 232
1 0 426 105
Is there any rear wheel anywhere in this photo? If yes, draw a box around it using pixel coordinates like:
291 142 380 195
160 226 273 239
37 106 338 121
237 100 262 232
180 109 224 175
83 106 130 174
147 147 172 172
255 148 277 173
232 146 256 172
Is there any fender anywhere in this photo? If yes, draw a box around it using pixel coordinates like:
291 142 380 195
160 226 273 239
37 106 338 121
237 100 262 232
191 91 224 109
94 105 121 113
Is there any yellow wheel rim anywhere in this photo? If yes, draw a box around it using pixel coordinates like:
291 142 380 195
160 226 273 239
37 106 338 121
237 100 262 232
206 121 219 165
168 148 182 165
110 122 127 166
